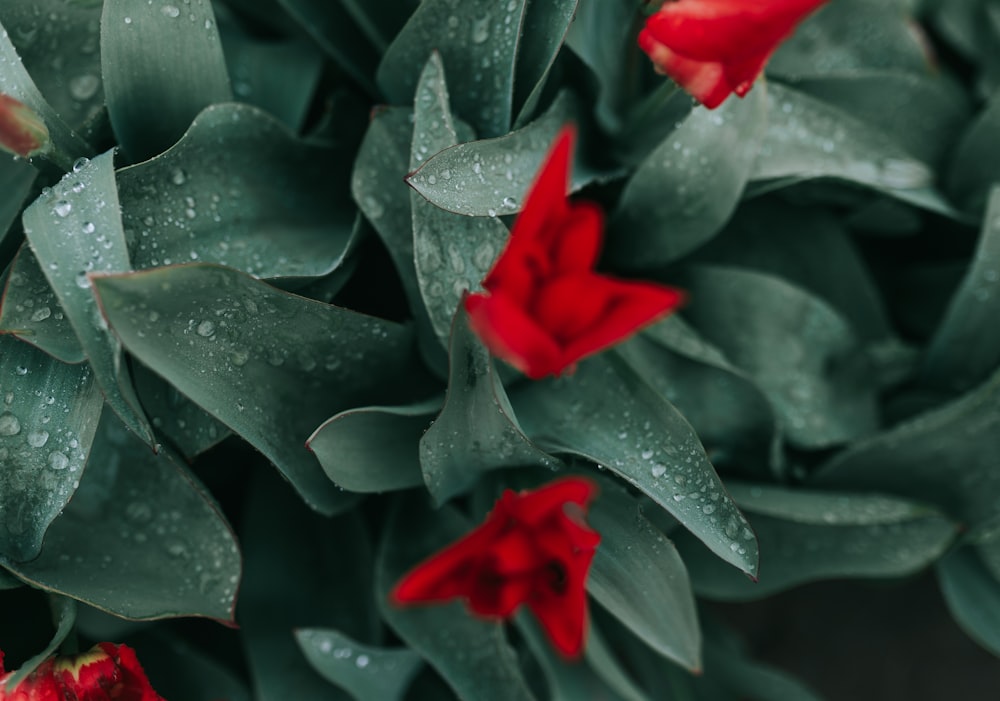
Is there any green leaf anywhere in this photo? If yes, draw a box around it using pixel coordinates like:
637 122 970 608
240 467 375 701
1 244 85 364
676 483 956 601
92 263 422 515
338 0 415 53
0 334 103 563
276 0 380 96
376 495 538 701
117 103 356 283
949 89 1000 213
583 625 651 701
308 399 439 494
938 545 1000 657
0 156 36 254
510 355 758 578
921 187 1000 393
768 0 932 78
512 0 578 126
352 106 444 372
296 629 423 701
587 481 701 671
23 149 154 444
0 569 20 590
378 0 528 137
676 265 879 449
617 324 780 478
606 86 767 269
2 412 241 622
420 307 559 504
814 365 1000 529
100 0 232 161
408 53 508 345
752 83 953 216
2 595 76 691
407 90 590 218
219 27 324 133
785 72 971 168
128 630 252 701
0 16 94 165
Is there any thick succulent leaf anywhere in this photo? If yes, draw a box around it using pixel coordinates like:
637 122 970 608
3 413 241 622
23 150 154 444
676 483 956 600
219 27 323 133
586 481 701 671
101 0 232 161
0 17 93 165
2 595 76 690
0 330 103 563
378 0 528 137
768 0 931 78
512 0 578 125
938 545 1000 657
563 0 638 131
921 187 1000 393
949 89 1000 213
240 467 376 701
296 629 423 701
407 90 591 218
0 245 84 364
814 365 1000 528
91 263 421 515
409 53 507 344
133 364 231 460
752 83 951 215
421 308 559 504
0 1 105 137
511 354 758 578
352 106 443 371
693 200 895 343
786 72 971 168
606 87 767 269
308 399 439 494
376 495 538 701
617 328 779 478
117 103 355 283
276 0 379 96
676 265 879 449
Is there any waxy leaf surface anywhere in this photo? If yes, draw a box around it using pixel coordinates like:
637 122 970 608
296 629 423 701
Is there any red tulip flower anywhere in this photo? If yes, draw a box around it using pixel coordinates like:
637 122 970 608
464 126 685 379
391 477 601 658
0 643 166 701
639 0 831 109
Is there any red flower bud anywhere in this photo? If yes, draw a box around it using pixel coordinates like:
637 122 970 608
0 93 50 159
639 0 831 109
0 643 166 701
464 126 685 379
392 477 601 658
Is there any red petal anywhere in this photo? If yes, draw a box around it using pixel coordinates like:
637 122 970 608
548 201 604 276
464 292 564 379
643 0 829 63
509 125 576 249
638 30 735 109
526 531 596 658
561 278 685 367
511 477 599 525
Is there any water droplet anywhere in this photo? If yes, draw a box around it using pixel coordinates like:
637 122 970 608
48 451 69 470
124 16 132 24
76 272 91 289
0 412 21 436
69 74 100 101
27 430 49 448
471 16 490 43
53 200 72 217
72 157 90 173
641 449 654 460
30 307 52 322
355 655 370 669
14 366 28 376
650 464 667 478
171 168 187 185
126 501 153 523
81 221 95 234
161 4 181 18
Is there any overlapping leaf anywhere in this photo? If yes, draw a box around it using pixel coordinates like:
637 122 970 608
296 629 423 701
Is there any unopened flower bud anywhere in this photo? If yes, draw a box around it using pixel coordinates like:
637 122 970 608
0 93 50 159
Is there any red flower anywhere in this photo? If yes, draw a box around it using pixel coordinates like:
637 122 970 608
391 477 601 658
0 643 166 701
0 94 49 159
638 0 830 109
464 126 684 379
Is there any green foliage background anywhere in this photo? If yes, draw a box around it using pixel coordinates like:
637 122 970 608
1 0 999 698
